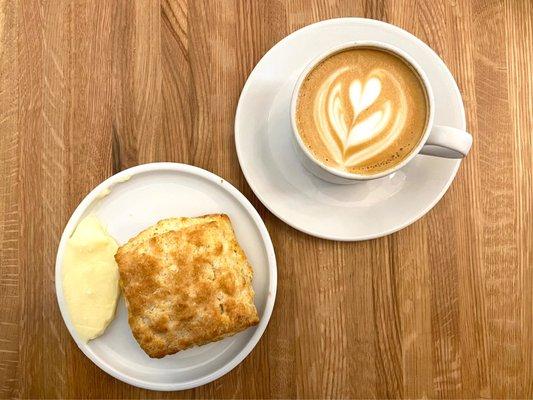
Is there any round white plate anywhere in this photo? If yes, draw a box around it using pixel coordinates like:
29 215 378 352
55 163 277 391
235 18 466 241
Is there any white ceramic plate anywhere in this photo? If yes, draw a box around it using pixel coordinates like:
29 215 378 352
235 18 466 241
55 163 277 391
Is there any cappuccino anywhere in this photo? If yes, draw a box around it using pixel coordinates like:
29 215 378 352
295 47 429 175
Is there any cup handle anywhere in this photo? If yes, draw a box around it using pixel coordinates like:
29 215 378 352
420 125 473 158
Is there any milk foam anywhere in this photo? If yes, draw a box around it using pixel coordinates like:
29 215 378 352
312 67 407 167
296 48 428 175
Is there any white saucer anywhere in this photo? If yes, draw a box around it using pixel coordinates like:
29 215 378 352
55 163 277 391
235 18 466 241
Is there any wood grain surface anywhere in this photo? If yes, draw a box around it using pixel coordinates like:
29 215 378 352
1 0 532 398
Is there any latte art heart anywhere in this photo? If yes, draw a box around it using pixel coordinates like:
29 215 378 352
296 48 428 175
314 69 407 167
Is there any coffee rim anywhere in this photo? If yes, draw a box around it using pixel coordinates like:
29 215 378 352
290 40 435 181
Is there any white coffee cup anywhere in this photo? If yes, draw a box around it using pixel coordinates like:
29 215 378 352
290 41 472 184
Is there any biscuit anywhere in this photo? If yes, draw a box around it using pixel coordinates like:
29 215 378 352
115 215 259 358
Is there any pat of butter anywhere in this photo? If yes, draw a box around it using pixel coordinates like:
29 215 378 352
62 216 120 342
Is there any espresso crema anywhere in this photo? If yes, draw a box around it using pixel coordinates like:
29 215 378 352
296 48 429 175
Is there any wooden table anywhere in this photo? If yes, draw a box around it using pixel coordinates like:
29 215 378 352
1 0 532 398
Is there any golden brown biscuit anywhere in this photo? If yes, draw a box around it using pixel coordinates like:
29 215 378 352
115 214 259 358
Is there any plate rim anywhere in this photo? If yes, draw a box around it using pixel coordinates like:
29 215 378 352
234 17 464 241
55 162 277 391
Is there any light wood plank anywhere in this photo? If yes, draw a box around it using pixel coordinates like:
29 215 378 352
0 0 20 398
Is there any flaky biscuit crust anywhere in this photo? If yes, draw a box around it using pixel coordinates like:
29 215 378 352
115 215 259 358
